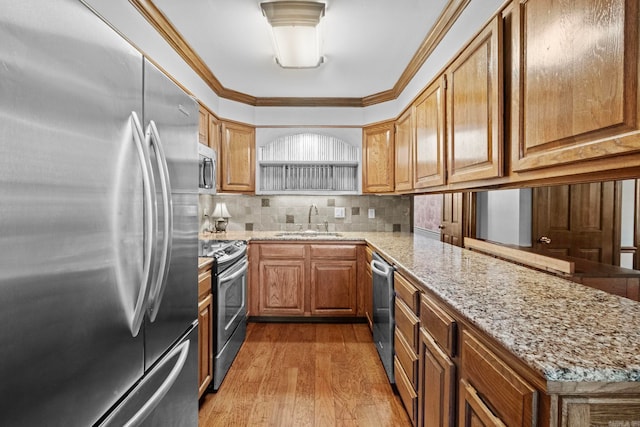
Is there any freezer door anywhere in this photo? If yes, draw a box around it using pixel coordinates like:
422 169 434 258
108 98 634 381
98 323 199 427
143 59 199 369
0 1 148 425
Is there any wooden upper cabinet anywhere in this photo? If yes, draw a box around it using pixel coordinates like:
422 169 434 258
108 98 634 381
221 121 255 193
511 0 640 172
198 104 209 146
414 76 446 189
395 109 414 193
447 16 503 183
363 122 395 193
209 114 222 192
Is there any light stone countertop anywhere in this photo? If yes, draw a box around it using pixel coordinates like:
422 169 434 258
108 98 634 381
201 230 640 386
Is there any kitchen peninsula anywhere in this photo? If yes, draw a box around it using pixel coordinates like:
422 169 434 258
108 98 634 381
204 230 640 426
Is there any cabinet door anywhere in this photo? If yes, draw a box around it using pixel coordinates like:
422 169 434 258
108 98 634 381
419 329 455 427
459 379 506 427
441 193 464 247
197 293 213 397
414 76 446 189
447 16 503 183
560 396 640 427
198 104 209 146
460 331 536 427
310 260 357 315
511 0 640 172
395 108 414 193
221 121 255 193
259 260 305 315
363 122 395 193
208 114 222 192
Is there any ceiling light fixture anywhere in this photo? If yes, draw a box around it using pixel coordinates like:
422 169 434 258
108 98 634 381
260 1 325 69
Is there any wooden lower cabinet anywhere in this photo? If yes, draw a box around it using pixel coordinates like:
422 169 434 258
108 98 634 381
197 268 213 398
249 241 362 318
460 330 537 427
396 356 419 426
418 328 455 427
415 289 640 427
395 271 422 426
459 379 506 427
259 259 305 315
560 396 640 427
310 260 357 315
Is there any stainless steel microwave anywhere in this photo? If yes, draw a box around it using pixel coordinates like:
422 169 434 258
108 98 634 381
198 144 217 194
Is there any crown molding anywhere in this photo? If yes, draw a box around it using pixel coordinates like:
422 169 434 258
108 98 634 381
129 0 469 108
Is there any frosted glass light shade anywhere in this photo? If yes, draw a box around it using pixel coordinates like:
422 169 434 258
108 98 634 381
261 1 325 68
212 202 231 219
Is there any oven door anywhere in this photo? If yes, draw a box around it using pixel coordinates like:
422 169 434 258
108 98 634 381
215 258 248 351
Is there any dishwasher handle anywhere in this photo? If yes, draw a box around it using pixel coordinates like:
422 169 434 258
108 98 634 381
371 259 393 277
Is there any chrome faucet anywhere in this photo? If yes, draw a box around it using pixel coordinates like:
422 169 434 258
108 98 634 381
308 204 318 229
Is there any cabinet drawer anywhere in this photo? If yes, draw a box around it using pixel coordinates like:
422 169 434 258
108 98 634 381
461 330 536 427
459 379 506 427
310 244 357 259
395 357 418 426
394 330 418 390
395 272 419 314
420 294 456 357
198 270 211 300
259 244 305 259
395 299 419 354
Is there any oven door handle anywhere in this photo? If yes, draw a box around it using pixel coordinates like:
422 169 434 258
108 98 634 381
219 259 248 283
219 248 247 268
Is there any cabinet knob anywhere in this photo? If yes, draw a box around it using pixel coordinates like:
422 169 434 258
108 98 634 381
537 236 551 244
438 225 445 229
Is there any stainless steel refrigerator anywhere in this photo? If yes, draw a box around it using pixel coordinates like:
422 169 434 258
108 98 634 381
0 0 199 425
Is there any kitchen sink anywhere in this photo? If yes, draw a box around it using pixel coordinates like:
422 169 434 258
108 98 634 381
274 230 343 237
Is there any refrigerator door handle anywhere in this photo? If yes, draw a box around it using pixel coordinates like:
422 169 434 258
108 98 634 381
146 120 173 322
130 111 158 337
122 339 190 427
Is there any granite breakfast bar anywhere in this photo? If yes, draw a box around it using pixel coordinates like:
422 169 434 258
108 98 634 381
209 231 640 425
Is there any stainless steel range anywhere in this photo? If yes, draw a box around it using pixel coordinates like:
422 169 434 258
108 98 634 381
199 240 248 391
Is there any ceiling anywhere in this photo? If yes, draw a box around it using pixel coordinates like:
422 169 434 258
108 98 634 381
143 0 462 105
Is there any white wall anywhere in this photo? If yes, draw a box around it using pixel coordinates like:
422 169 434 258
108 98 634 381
476 189 532 247
83 0 505 126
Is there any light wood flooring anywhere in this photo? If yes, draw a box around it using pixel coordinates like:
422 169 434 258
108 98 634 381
198 322 412 427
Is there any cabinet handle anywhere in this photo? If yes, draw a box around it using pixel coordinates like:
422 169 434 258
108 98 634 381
537 236 551 244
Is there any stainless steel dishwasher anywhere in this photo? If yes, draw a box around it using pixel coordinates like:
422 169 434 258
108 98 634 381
371 252 395 384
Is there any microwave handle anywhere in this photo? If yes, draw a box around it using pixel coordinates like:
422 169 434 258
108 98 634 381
202 158 214 189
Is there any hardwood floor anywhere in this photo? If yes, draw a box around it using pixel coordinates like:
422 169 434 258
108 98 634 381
199 322 412 427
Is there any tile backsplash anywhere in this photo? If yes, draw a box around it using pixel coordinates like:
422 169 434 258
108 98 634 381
199 194 411 233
